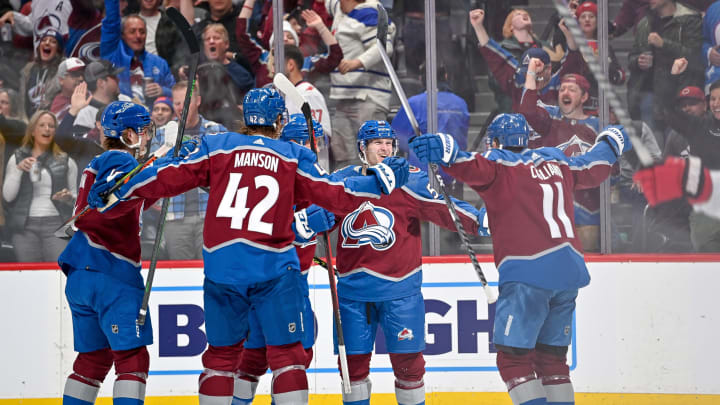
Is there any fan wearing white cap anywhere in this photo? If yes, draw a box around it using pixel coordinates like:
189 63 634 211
49 57 86 120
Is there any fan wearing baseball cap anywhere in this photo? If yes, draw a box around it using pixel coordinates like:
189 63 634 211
574 1 626 115
656 79 720 252
66 59 129 133
521 57 604 251
468 7 585 113
50 57 86 120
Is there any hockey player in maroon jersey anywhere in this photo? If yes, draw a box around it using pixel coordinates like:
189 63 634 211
58 101 158 405
410 114 631 405
520 57 602 251
90 88 409 405
329 120 486 405
233 114 334 405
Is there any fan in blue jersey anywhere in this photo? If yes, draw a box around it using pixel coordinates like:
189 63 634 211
328 120 487 405
58 101 158 405
90 88 410 405
410 114 632 405
233 114 334 404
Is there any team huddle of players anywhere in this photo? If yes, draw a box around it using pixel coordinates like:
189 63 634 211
57 85 642 405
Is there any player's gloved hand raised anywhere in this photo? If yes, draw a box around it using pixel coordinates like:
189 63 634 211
178 138 200 158
410 133 470 166
367 156 409 194
633 156 711 206
597 125 632 157
87 179 122 212
293 205 335 242
477 207 491 237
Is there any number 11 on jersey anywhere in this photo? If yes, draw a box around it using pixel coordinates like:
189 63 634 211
540 182 575 239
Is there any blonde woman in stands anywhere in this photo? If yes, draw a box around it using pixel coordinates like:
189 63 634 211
3 110 77 262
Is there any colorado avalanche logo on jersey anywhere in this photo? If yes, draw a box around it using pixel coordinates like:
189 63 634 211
341 201 396 251
557 134 592 157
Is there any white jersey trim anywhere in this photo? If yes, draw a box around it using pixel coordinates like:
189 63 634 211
497 242 584 270
204 237 296 254
337 265 422 282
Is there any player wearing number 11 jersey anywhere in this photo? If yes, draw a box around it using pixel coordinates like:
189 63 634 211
94 88 410 405
411 114 631 405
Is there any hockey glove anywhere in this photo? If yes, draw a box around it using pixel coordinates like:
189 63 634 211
368 156 409 194
633 156 712 206
293 205 335 242
410 133 470 166
179 138 200 158
477 207 490 237
87 178 122 212
596 125 632 157
155 139 200 166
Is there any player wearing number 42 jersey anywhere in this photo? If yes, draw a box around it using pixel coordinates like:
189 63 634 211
411 114 632 405
91 88 410 405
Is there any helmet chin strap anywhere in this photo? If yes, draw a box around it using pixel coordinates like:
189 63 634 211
358 143 369 166
120 128 143 155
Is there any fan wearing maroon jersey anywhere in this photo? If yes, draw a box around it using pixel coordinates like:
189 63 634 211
90 88 410 405
329 120 486 405
410 114 631 405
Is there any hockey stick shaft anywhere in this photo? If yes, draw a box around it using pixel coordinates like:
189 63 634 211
550 0 654 166
303 101 352 396
374 36 497 304
272 73 352 394
137 7 201 326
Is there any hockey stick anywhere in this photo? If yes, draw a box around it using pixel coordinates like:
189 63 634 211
376 4 497 304
549 0 654 166
53 122 179 239
273 73 352 395
137 6 201 326
470 108 499 152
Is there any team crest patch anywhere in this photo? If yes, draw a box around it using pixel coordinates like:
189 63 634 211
564 325 571 336
341 201 396 251
111 325 119 334
398 328 414 341
289 322 296 333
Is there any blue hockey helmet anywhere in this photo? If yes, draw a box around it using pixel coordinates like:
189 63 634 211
357 120 397 162
280 113 323 145
101 101 152 139
487 113 530 148
243 87 286 127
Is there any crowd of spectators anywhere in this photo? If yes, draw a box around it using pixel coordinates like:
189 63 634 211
0 0 716 261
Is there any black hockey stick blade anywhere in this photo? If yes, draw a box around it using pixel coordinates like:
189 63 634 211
376 3 388 51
